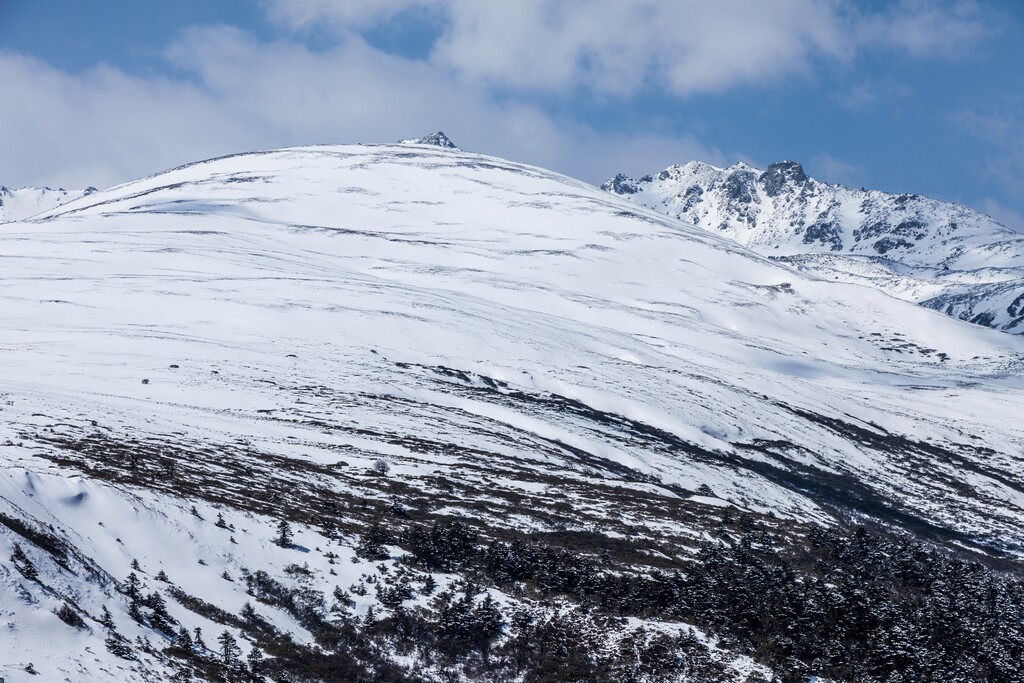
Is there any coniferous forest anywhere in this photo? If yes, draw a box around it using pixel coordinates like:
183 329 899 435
108 506 1024 683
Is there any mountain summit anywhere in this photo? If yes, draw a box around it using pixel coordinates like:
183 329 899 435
604 160 1024 332
398 130 459 149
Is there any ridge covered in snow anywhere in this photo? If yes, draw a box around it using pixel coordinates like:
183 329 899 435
2 143 1024 680
603 161 1024 332
0 184 96 223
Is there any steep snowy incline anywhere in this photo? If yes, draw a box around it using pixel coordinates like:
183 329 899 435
0 184 95 222
3 143 1024 677
604 161 1024 332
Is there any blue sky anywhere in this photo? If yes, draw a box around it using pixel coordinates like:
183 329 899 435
1 0 1022 229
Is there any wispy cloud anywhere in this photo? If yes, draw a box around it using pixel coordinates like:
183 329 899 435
977 197 1024 233
856 0 991 58
809 153 866 187
954 108 1024 200
830 80 911 112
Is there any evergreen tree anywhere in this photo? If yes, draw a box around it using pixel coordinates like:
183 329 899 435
473 594 505 651
241 602 259 624
323 518 338 540
175 625 193 650
105 631 134 660
356 523 391 560
247 646 265 677
11 543 38 581
145 590 173 632
217 630 243 668
122 571 142 603
274 519 293 548
333 586 356 610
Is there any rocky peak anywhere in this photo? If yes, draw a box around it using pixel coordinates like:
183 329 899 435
759 161 808 197
601 173 639 195
400 131 459 150
719 165 759 204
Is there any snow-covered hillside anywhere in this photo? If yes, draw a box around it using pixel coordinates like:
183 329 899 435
2 141 1024 680
0 184 95 222
604 161 1024 332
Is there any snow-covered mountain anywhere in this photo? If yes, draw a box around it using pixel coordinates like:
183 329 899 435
3 140 1024 681
603 161 1024 332
0 184 96 222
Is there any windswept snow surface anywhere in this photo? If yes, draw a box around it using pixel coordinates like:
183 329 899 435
604 161 1024 332
2 143 1024 678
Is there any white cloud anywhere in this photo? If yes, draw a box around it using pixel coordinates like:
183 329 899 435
262 0 445 31
955 109 1024 200
858 0 990 57
809 153 866 187
267 0 846 95
265 0 994 96
0 28 727 189
830 80 912 112
977 198 1024 233
0 51 251 189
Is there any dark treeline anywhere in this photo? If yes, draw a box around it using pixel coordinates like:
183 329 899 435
370 513 1024 682
108 509 1024 682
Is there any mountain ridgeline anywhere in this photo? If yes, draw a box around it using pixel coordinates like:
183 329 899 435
0 184 96 223
604 161 1024 332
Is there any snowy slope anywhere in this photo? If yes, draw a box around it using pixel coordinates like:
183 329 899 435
2 142 1024 679
0 184 95 222
604 161 1024 332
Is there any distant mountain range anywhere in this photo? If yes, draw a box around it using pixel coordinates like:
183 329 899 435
604 161 1024 332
